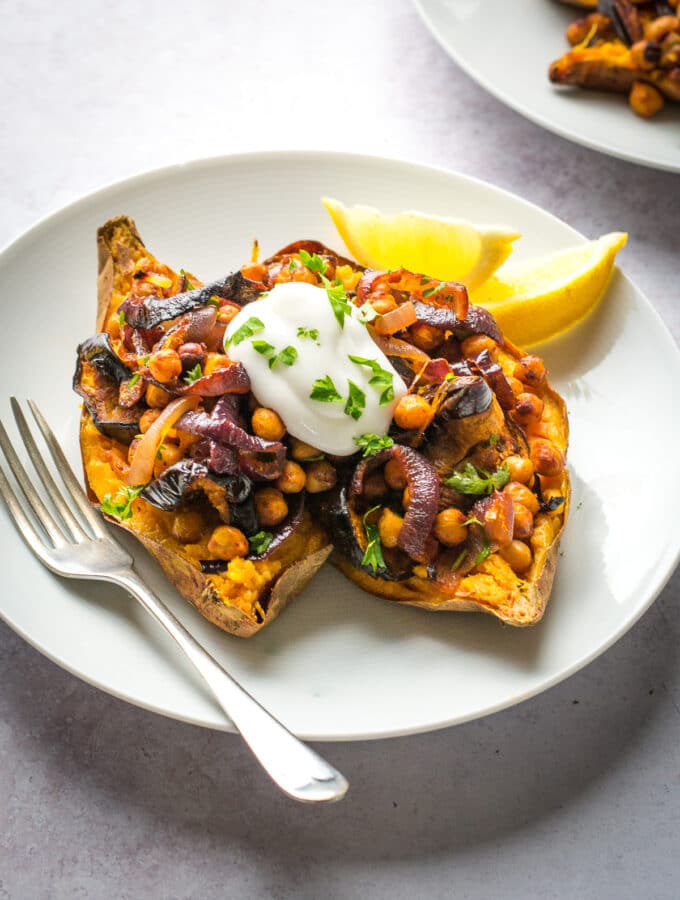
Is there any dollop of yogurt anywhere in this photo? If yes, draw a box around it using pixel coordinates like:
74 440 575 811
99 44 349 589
224 282 407 455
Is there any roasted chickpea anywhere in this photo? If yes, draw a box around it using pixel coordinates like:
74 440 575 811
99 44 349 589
305 460 337 494
507 376 524 397
566 13 610 46
378 508 403 549
171 509 205 544
251 407 286 441
505 454 534 484
514 355 546 387
254 487 288 527
207 525 249 560
148 348 182 384
434 508 468 547
384 458 407 490
500 540 533 574
145 383 172 408
393 394 433 431
644 14 679 41
153 441 184 477
216 303 240 325
139 408 162 433
514 392 544 426
289 437 323 461
275 460 306 494
512 502 534 540
504 481 540 515
363 471 388 503
530 439 565 477
631 39 661 71
629 80 664 117
461 335 497 358
371 295 398 315
409 323 443 351
203 352 233 376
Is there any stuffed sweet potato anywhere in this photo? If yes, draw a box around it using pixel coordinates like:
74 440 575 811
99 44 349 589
75 216 569 635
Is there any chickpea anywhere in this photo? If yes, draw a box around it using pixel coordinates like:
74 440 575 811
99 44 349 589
629 80 664 118
378 508 403 549
409 323 443 351
203 352 233 375
254 487 288 527
171 509 205 543
566 13 610 46
107 313 122 339
631 39 661 71
139 408 162 433
393 394 433 431
461 335 497 358
289 437 323 461
505 454 534 484
275 460 306 494
372 295 398 315
507 376 524 397
434 508 468 547
500 540 533 574
512 502 534 540
252 407 286 441
153 441 184 477
207 525 249 560
514 355 546 387
644 15 679 41
363 472 388 503
305 460 337 494
145 383 172 408
514 392 545 426
148 348 182 384
384 458 407 490
504 481 540 515
530 439 565 477
216 304 240 325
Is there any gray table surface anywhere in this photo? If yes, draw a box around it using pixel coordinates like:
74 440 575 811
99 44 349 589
2 2 679 898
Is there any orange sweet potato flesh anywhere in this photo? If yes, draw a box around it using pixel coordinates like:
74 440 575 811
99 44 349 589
80 216 331 638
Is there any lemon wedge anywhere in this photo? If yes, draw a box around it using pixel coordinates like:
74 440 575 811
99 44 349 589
322 197 520 291
470 232 628 348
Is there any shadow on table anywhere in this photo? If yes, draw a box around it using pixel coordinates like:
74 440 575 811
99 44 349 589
2 562 679 877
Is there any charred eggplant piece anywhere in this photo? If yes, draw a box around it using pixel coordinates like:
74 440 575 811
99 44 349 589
73 333 141 444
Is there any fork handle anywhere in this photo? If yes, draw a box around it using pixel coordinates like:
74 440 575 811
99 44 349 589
113 569 348 803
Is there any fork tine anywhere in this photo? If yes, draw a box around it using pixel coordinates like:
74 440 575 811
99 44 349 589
11 398 89 542
0 463 57 566
0 418 68 548
27 400 109 540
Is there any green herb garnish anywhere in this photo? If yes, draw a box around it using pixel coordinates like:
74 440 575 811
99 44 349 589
297 326 320 343
269 345 298 370
118 310 126 327
288 259 298 272
299 249 328 274
320 274 352 329
445 461 510 496
348 355 395 405
100 485 145 521
310 375 343 404
180 268 196 290
252 339 276 358
156 442 166 460
361 505 386 573
357 302 378 324
474 542 492 566
344 380 366 421
488 433 499 447
422 283 444 299
128 373 140 388
249 531 274 555
353 433 394 457
225 316 264 347
451 548 467 571
183 363 203 384
207 296 221 308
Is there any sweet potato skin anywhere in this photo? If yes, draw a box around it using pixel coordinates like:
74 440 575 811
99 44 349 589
79 216 331 638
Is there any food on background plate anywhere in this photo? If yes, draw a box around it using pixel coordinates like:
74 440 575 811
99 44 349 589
549 0 680 118
74 211 571 637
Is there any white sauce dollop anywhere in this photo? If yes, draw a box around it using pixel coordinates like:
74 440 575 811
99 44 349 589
224 282 407 456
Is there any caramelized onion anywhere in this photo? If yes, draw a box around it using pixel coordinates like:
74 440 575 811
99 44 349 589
374 300 417 335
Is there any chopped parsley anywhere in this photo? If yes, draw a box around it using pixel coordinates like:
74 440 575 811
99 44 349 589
252 339 276 358
297 326 320 343
249 531 274 555
444 372 455 382
128 373 140 388
451 548 467 571
488 433 500 447
361 505 386 573
118 310 126 328
348 355 395 405
353 433 394 457
320 274 352 329
445 461 510 496
269 345 298 370
357 301 378 324
344 381 366 421
180 268 196 290
422 283 444 299
288 258 298 272
100 485 145 521
310 375 343 404
183 363 203 384
225 316 264 347
474 542 492 566
299 249 328 274
207 296 221 308
156 442 166 460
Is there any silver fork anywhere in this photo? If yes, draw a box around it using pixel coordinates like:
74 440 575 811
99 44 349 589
0 398 348 804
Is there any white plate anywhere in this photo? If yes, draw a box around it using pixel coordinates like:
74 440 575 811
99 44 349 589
1 151 679 742
414 0 680 173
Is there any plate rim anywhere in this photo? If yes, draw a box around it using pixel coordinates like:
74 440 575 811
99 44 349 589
412 0 680 174
1 148 679 742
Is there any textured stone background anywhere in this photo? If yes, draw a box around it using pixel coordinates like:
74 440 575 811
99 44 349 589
1 1 679 898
